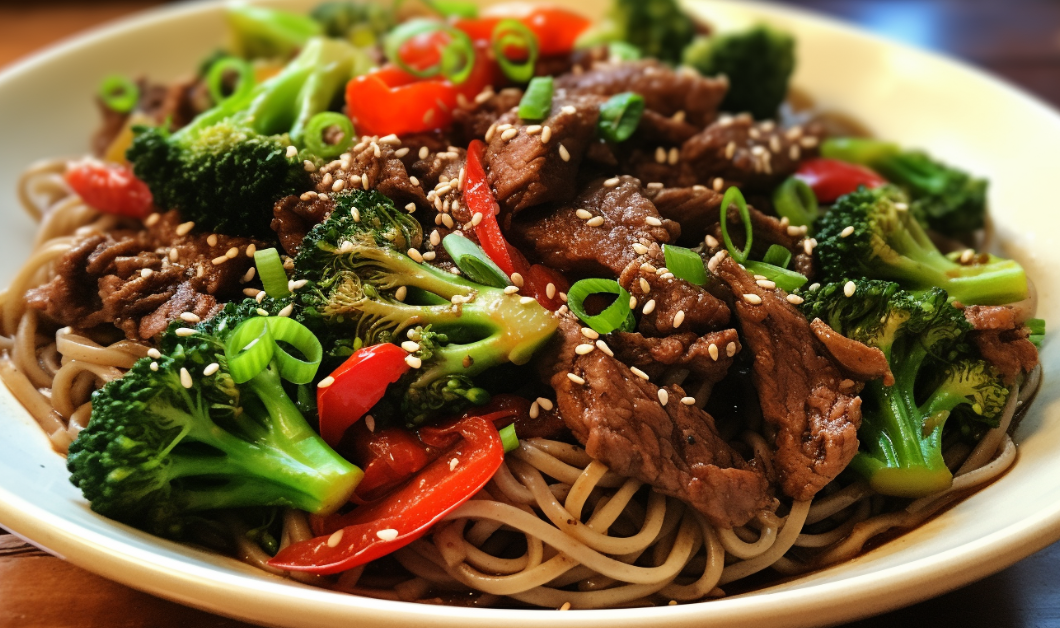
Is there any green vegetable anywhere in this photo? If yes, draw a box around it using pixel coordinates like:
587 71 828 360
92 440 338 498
607 41 642 62
662 244 707 286
567 278 636 335
289 190 558 426
683 24 795 120
799 280 1009 497
821 137 989 236
442 233 510 288
597 93 645 143
255 248 291 298
579 0 695 65
206 57 256 107
814 185 1028 305
225 316 323 385
424 0 479 19
66 303 362 538
743 260 807 292
98 75 139 114
310 1 396 47
773 176 819 229
1028 318 1046 348
518 77 554 121
492 19 539 83
385 20 476 83
719 186 753 264
127 37 371 240
499 423 519 453
304 112 355 159
226 3 323 60
762 244 792 269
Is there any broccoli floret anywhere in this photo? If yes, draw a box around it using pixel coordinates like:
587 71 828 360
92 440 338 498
292 189 558 425
800 279 1008 497
822 138 988 236
127 37 367 240
683 24 795 120
814 185 1027 306
67 303 362 538
311 1 396 47
578 0 696 65
227 3 324 60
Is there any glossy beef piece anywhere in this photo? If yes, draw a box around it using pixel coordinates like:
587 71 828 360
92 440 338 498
680 115 825 192
509 176 678 277
714 256 864 501
485 91 605 216
541 317 772 528
451 88 524 145
635 110 702 146
810 318 893 386
611 328 740 385
271 195 334 256
315 139 430 212
555 60 728 127
26 212 259 341
963 305 1040 384
618 261 731 336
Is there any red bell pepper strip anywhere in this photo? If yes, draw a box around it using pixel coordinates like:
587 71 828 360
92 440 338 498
316 344 410 448
268 414 504 574
454 4 592 56
350 423 432 500
65 159 153 219
795 157 887 204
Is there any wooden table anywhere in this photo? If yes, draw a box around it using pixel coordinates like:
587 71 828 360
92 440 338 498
2 2 1059 627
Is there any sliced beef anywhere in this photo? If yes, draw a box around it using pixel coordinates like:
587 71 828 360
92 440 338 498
485 91 605 216
271 194 335 256
509 176 678 276
636 110 701 146
714 256 864 501
618 260 730 336
810 318 893 386
963 305 1040 384
315 139 430 212
452 88 524 145
611 329 740 385
542 317 771 528
555 60 727 127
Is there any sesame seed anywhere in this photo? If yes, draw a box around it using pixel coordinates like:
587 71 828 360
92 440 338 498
541 126 552 143
405 355 422 369
318 193 329 201
226 247 239 259
278 304 294 318
144 213 160 227
416 146 429 161
501 128 518 141
756 279 776 289
603 177 620 188
504 285 519 295
245 243 257 258
725 141 737 160
645 216 662 227
840 226 855 238
175 328 196 337
658 389 669 406
629 295 637 309
789 144 801 161
537 397 554 411
655 147 667 164
643 299 656 315
595 339 613 357
630 366 650 380
395 146 410 158
787 225 807 237
743 293 763 305
844 281 857 297
526 125 542 135
800 136 819 148
786 294 805 305
667 147 679 165
255 290 266 303
422 250 437 260
475 88 494 104
639 278 651 293
725 342 736 357
211 255 228 265
376 529 399 541
560 603 572 612
497 124 512 132
149 361 159 372
960 249 975 264
586 216 604 227
673 310 685 328
708 343 719 361
646 181 664 190
325 529 344 548
529 401 540 419
567 372 586 385
451 294 468 305
681 396 695 406
576 209 593 220
546 283 556 299
449 457 459 471
180 368 193 389
256 308 269 316
332 178 346 192
202 362 220 377
804 238 818 255
303 160 317 172
365 415 376 432
401 341 421 353
169 249 179 262
485 123 497 142
511 273 524 287
410 176 420 187
206 234 218 247
561 105 577 115
442 214 455 229
140 268 153 278
632 243 649 255
895 202 909 211
395 286 408 302
704 234 720 249
422 109 435 125
520 296 536 305
713 177 725 192
180 312 201 323
575 345 596 356
769 135 782 154
558 144 571 162
176 221 195 236
408 248 424 263
809 282 821 291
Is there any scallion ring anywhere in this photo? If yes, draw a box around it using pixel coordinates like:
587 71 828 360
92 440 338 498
773 176 819 229
254 248 291 298
743 261 808 292
265 317 323 384
719 186 753 264
608 41 642 62
98 75 140 114
492 19 539 84
224 317 275 384
304 112 355 160
763 244 792 269
442 233 510 288
518 76 554 121
439 27 476 85
662 244 708 286
206 57 255 107
567 278 637 335
597 92 645 143
499 423 519 453
424 0 479 18
385 20 476 84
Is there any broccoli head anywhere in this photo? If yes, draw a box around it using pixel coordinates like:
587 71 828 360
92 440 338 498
821 137 988 236
127 37 367 240
67 303 362 538
578 0 696 65
814 185 1027 305
799 279 1008 497
311 1 396 47
683 24 795 120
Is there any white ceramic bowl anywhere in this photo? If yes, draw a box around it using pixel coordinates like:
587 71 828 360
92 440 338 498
0 1 1057 626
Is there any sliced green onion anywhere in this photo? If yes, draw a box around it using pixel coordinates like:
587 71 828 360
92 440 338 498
385 20 476 84
206 57 255 107
439 28 476 85
719 186 752 264
424 0 479 18
265 317 322 384
304 112 355 160
663 244 707 286
567 278 636 335
518 76 554 121
98 75 140 114
763 244 792 269
743 261 808 292
608 41 642 61
597 92 645 143
254 248 291 299
499 423 519 453
225 317 275 384
1028 318 1046 348
442 233 510 288
492 19 539 84
773 176 819 229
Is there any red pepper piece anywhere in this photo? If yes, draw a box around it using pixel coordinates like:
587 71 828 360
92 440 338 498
316 344 410 448
454 4 592 56
350 423 432 500
65 159 153 219
795 157 887 203
268 415 504 574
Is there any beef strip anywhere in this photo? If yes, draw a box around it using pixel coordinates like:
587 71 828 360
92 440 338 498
26 212 259 341
509 176 678 277
555 60 728 127
714 255 865 501
963 305 1040 384
452 88 524 145
271 195 335 256
635 110 701 146
810 318 893 386
618 260 731 336
485 91 605 216
611 329 740 385
315 139 430 212
542 317 771 528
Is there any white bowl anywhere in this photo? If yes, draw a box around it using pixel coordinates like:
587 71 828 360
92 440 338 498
0 1 1057 626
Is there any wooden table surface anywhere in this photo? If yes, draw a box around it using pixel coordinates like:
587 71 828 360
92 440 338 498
2 1 1059 627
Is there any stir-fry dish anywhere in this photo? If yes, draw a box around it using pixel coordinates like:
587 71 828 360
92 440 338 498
5 0 1044 608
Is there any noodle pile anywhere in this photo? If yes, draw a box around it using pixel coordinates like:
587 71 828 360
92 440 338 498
0 158 1037 608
